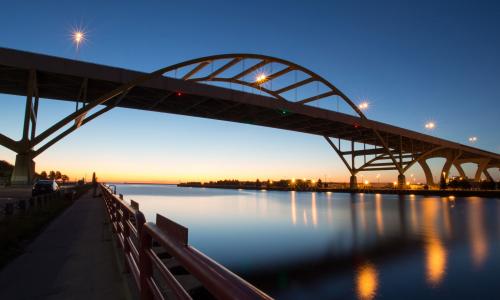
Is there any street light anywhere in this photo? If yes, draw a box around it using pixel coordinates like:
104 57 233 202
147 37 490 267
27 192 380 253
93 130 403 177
358 101 369 110
255 73 267 84
425 121 436 130
72 29 86 50
468 136 478 143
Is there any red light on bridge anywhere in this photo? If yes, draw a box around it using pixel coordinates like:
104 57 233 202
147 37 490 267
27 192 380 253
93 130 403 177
176 92 182 96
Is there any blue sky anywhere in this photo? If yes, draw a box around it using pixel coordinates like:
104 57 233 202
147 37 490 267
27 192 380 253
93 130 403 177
0 0 499 182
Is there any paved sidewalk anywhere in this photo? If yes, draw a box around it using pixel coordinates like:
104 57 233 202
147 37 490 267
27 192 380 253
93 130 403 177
0 191 130 300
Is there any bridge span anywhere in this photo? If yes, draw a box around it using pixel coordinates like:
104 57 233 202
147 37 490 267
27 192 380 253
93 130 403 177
0 47 498 186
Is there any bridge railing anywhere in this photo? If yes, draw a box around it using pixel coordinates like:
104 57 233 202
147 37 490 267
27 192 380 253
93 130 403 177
101 185 145 289
100 184 272 300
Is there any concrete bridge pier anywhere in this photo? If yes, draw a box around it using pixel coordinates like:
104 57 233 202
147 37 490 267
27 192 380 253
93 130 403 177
349 175 358 189
10 153 35 185
398 174 406 189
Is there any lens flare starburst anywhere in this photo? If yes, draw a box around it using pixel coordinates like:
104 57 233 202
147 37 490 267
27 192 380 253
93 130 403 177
69 24 89 55
255 72 268 85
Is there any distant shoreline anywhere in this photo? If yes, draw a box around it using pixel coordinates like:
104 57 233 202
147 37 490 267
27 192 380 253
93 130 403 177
109 182 177 186
176 183 500 198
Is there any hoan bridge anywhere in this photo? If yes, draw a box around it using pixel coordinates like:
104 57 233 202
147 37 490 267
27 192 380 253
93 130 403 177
0 47 498 186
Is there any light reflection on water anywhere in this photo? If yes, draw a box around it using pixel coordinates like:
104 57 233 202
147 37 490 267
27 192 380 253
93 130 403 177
116 184 500 300
356 262 378 300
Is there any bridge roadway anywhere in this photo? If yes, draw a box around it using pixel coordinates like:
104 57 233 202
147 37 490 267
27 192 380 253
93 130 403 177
0 47 498 186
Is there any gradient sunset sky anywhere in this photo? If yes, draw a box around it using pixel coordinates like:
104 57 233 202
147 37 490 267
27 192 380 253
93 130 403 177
0 1 499 183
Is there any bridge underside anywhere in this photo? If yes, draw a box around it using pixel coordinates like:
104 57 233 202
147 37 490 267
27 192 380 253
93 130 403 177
0 48 498 185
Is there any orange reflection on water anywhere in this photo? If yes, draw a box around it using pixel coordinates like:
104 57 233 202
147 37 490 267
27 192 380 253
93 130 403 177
409 195 418 233
358 194 367 230
425 237 447 286
303 209 308 226
356 262 379 300
468 198 488 268
311 193 318 227
326 192 333 224
441 198 452 238
375 194 384 236
422 198 448 287
290 191 297 225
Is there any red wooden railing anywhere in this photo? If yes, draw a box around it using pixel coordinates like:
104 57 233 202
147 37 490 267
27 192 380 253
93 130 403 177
100 184 272 300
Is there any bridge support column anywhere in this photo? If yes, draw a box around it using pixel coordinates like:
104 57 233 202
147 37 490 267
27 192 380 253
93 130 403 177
439 150 462 181
474 159 491 182
418 160 434 186
349 175 358 189
483 169 494 182
11 153 35 185
398 174 406 189
453 163 466 179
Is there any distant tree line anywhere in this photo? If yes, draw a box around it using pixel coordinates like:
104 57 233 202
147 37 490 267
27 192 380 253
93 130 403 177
181 178 325 191
39 170 70 183
442 176 498 190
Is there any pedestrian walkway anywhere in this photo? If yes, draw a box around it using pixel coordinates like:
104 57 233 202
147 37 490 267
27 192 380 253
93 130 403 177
0 191 130 300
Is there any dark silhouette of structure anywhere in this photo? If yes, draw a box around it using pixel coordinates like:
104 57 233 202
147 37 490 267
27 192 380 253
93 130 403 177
0 48 498 186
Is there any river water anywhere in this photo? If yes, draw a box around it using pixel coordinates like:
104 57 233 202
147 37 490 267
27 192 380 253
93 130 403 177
115 184 500 300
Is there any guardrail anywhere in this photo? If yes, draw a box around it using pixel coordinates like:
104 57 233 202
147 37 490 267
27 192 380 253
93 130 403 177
100 184 272 300
0 185 89 219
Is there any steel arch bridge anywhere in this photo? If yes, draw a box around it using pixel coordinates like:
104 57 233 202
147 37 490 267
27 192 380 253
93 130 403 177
0 47 498 185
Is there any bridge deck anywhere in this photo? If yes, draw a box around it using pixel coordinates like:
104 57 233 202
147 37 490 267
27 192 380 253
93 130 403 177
0 191 130 300
0 47 498 165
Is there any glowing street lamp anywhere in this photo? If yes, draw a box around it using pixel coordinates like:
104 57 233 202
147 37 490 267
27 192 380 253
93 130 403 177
468 136 478 143
255 73 267 84
358 101 369 110
72 30 86 50
425 121 436 130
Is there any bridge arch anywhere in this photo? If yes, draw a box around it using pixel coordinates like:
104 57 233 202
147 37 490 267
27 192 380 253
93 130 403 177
156 54 367 118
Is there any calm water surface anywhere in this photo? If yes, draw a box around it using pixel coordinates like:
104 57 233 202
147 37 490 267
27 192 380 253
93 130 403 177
116 184 500 299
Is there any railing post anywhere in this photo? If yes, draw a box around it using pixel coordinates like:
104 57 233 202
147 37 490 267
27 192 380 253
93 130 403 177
140 229 153 300
110 196 117 233
123 208 130 272
116 202 122 248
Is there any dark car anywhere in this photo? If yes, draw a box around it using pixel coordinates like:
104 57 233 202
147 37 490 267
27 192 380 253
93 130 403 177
32 180 59 196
